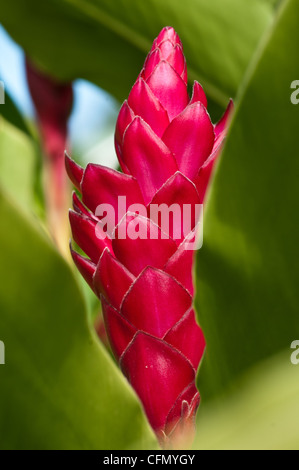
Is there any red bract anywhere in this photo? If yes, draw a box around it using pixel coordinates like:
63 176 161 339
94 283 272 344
26 59 73 162
26 59 73 256
66 27 232 446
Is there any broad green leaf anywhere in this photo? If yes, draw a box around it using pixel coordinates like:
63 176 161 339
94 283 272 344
0 0 273 106
0 116 36 211
196 0 299 398
194 351 299 450
0 91 29 135
264 0 282 7
0 189 157 449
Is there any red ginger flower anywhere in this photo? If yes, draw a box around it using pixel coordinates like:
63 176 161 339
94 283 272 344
66 27 232 445
26 58 73 161
26 59 73 256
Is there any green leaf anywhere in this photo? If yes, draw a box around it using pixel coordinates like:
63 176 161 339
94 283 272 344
0 91 29 135
194 351 299 450
0 116 36 211
0 189 158 449
263 0 282 7
196 0 299 398
0 0 273 106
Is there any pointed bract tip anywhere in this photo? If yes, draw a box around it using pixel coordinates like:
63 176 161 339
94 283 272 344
69 241 96 291
65 152 84 191
156 27 181 47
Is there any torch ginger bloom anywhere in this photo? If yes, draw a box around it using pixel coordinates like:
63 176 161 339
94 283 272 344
66 27 233 446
